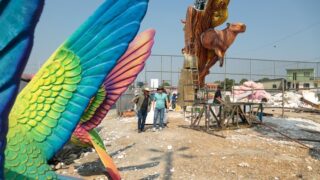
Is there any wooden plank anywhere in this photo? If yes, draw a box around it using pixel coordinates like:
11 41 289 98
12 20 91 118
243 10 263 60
301 97 320 110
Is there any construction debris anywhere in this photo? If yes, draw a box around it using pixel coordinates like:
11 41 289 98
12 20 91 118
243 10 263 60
231 81 320 110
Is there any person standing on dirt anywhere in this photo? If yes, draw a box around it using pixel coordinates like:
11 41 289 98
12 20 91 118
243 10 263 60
213 85 223 104
152 87 170 131
132 87 152 133
213 85 223 116
171 92 177 110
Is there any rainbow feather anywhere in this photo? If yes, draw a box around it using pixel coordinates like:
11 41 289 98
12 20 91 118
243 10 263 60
71 29 155 179
5 0 149 179
82 29 155 130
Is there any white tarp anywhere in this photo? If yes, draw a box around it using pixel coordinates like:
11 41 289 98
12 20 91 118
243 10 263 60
145 109 168 125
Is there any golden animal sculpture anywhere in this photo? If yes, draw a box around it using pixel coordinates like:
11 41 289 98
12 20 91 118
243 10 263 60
182 0 246 86
182 0 231 86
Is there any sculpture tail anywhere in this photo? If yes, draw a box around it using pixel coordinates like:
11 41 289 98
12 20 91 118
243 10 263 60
89 132 121 180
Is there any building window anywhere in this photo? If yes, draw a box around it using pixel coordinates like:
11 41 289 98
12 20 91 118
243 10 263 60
304 72 310 77
303 83 310 88
272 84 277 89
315 83 318 88
293 72 297 81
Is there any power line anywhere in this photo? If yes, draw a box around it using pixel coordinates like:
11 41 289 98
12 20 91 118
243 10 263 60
249 21 320 52
312 56 320 61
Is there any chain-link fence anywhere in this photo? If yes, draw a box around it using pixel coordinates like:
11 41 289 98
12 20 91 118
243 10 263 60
135 55 320 88
24 54 320 87
137 55 320 116
23 55 320 115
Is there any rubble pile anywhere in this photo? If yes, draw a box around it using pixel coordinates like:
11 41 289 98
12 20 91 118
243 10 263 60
268 91 319 109
268 92 303 108
231 81 319 109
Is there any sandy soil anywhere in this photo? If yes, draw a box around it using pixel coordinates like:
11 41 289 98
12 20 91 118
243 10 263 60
55 110 320 180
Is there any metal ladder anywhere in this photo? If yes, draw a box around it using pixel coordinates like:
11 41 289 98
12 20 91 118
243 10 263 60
191 69 200 90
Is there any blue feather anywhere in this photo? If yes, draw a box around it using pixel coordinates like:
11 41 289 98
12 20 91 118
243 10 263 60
0 0 44 178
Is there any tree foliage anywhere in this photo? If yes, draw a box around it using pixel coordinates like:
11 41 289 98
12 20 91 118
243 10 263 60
239 78 248 85
136 81 144 88
221 78 235 91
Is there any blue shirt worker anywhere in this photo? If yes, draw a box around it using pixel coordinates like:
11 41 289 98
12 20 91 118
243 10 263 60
152 87 170 131
171 92 177 110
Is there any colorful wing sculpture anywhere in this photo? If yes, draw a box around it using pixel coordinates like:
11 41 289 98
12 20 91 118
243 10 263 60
20 29 155 179
5 0 149 179
0 0 44 178
71 29 155 180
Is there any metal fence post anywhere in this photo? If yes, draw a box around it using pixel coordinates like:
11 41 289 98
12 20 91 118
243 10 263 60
249 58 252 80
273 61 276 79
224 56 227 91
232 85 235 102
144 64 147 85
171 56 173 86
317 62 320 78
281 78 285 118
161 56 163 84
317 62 319 97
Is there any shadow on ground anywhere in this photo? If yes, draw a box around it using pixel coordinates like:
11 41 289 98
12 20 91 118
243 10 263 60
118 161 160 172
110 143 136 157
139 173 160 180
147 146 193 180
74 159 107 177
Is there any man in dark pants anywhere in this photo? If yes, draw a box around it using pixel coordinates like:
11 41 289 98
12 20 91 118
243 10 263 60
171 92 177 110
132 87 152 133
214 86 223 104
213 85 223 116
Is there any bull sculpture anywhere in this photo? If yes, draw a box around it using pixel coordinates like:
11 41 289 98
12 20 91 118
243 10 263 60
199 22 246 83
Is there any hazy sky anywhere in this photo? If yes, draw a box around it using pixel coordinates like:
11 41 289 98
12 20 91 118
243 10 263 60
26 0 320 81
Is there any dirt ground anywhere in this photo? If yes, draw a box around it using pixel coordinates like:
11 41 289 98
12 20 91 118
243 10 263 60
264 108 320 124
55 109 320 180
